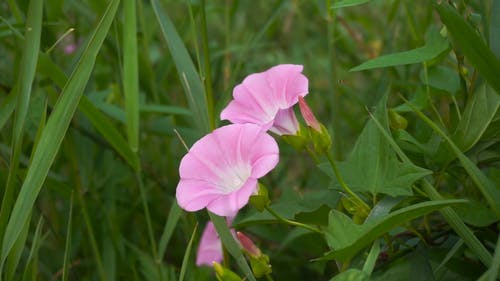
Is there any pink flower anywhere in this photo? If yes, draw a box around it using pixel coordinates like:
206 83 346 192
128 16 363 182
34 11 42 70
176 124 279 216
220 64 309 135
196 222 223 266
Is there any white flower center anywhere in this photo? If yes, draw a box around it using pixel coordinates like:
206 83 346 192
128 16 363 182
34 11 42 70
219 164 251 194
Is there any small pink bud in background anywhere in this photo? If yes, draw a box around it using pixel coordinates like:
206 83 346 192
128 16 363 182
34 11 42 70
237 232 262 257
298 96 321 132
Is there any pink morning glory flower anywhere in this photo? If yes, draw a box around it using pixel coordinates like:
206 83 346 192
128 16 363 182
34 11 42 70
196 222 223 266
176 124 279 216
220 64 309 135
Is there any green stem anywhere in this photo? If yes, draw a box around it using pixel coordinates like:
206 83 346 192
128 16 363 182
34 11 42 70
325 152 370 215
136 172 165 281
264 206 322 234
200 0 215 130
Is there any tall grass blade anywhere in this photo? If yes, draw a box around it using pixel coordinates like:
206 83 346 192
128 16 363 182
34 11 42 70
79 97 140 170
62 192 74 281
178 223 197 281
158 202 182 259
37 54 139 170
20 217 44 281
0 89 17 131
0 0 43 252
491 0 500 58
123 0 140 151
150 0 209 133
0 0 120 269
435 3 500 94
209 212 256 281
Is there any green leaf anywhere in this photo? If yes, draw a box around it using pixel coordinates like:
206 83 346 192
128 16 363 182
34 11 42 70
123 0 140 152
150 0 209 133
323 95 431 196
0 0 120 267
435 3 500 94
322 199 466 261
209 212 256 281
452 84 500 152
330 269 370 281
419 66 460 95
331 0 371 9
350 27 449 71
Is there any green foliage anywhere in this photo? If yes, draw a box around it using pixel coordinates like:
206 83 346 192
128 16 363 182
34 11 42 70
0 1 499 280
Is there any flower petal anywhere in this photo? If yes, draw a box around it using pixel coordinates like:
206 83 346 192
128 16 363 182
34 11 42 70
220 64 309 131
269 108 300 135
206 178 258 216
176 124 279 215
176 179 223 212
266 64 308 106
196 222 223 266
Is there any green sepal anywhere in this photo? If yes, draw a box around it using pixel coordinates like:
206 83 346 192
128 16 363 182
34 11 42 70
249 183 270 212
213 262 243 281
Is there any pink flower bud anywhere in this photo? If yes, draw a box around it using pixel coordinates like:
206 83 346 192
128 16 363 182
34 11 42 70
236 232 262 257
298 96 322 132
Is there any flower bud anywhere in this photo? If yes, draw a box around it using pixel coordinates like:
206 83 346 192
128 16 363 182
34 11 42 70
389 109 408 130
298 96 321 132
237 232 262 257
213 262 243 281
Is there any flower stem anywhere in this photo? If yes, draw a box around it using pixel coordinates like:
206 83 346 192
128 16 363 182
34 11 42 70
264 206 322 234
325 151 371 215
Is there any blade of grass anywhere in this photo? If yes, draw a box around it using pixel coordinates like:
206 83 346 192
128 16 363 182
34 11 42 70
38 53 140 170
199 0 215 130
435 3 500 94
0 88 17 131
79 96 140 170
76 187 107 281
123 0 140 152
403 98 500 217
209 212 256 281
158 202 182 260
362 239 380 275
178 223 198 281
0 0 120 270
367 110 492 266
150 0 209 133
486 234 500 281
135 172 164 281
20 217 44 281
331 0 371 9
4 213 30 281
62 191 74 281
491 0 500 58
0 0 43 253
